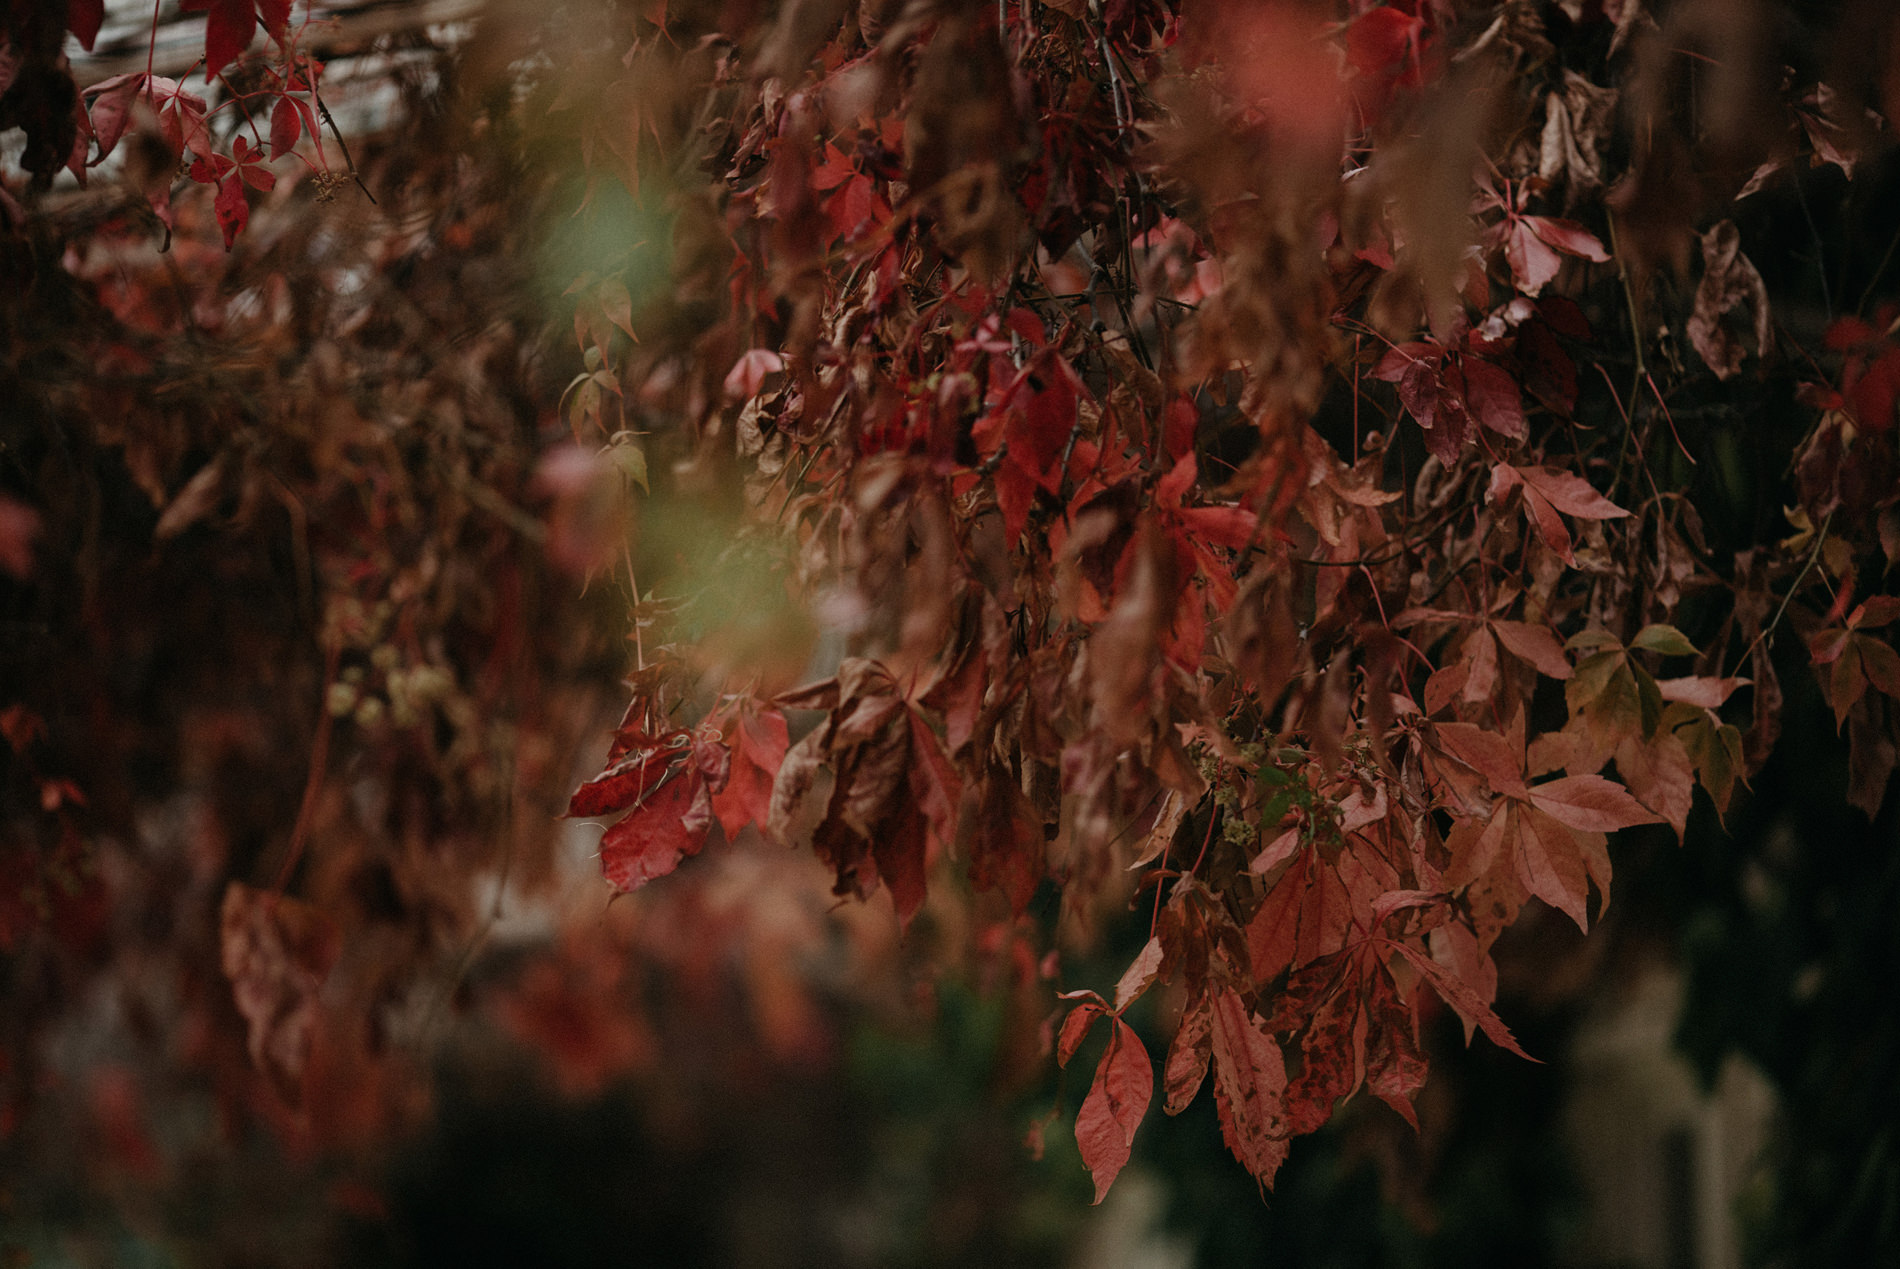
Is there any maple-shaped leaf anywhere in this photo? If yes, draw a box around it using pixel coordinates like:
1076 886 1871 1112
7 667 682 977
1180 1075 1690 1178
1402 607 1572 712
1561 629 1657 766
147 78 212 161
599 763 716 892
767 661 962 924
1386 940 1532 1060
1480 177 1610 295
84 74 147 166
1432 716 1662 930
708 704 787 840
1810 597 1900 728
190 136 275 249
1373 340 1526 463
1488 463 1628 566
569 728 730 893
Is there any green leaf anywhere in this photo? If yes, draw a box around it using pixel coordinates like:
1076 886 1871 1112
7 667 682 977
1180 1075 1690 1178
1632 624 1699 657
610 440 649 493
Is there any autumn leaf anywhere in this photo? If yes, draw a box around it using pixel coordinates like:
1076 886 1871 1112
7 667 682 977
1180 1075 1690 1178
1208 988 1291 1189
1433 715 1663 930
598 767 716 892
83 74 146 164
1480 177 1611 296
1073 1018 1153 1203
180 0 258 81
67 0 104 49
221 882 339 1089
269 95 302 159
1163 994 1214 1115
710 704 788 841
1386 939 1533 1061
1811 598 1900 728
724 348 785 401
1489 463 1629 566
570 728 730 893
1687 221 1772 380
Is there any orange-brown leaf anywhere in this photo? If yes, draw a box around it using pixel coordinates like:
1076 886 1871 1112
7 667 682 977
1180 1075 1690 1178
1075 1018 1153 1203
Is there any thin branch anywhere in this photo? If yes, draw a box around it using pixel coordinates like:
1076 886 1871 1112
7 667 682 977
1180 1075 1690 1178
1732 510 1834 676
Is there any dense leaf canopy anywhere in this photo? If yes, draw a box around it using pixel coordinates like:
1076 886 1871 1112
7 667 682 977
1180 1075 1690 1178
6 0 1900 1260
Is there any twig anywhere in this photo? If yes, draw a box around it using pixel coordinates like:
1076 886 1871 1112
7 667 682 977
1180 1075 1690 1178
315 93 377 204
1732 510 1834 676
1606 212 1649 494
271 639 340 894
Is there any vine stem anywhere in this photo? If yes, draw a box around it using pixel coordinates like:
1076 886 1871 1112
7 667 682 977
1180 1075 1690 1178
1731 510 1834 677
271 638 340 894
1606 212 1649 495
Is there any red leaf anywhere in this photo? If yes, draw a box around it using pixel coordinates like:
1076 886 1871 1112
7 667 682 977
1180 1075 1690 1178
85 74 146 164
1345 7 1424 81
598 772 713 893
203 0 258 80
1075 1018 1153 1204
1504 220 1564 294
150 78 211 159
1526 216 1610 262
1515 466 1628 519
1464 359 1526 440
823 173 883 244
971 774 1043 914
567 733 689 817
1058 1000 1106 1066
1208 988 1290 1188
1113 936 1165 1012
1163 996 1213 1114
1366 976 1427 1129
257 0 290 37
213 174 249 249
1525 773 1666 833
1492 620 1572 679
1387 940 1533 1061
1853 596 1900 629
68 0 105 52
809 142 856 190
270 95 302 159
712 707 787 840
723 348 784 400
870 799 929 925
1513 804 1592 930
1434 722 1529 798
